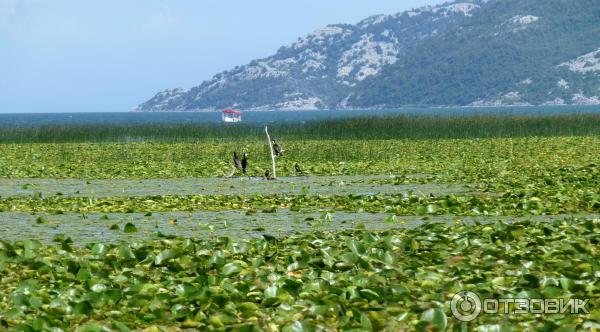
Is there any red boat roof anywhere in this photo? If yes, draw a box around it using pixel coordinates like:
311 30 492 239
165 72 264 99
222 109 242 115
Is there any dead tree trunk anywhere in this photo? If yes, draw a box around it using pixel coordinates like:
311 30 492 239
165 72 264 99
265 126 276 179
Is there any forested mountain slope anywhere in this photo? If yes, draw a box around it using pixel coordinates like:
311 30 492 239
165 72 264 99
137 0 600 111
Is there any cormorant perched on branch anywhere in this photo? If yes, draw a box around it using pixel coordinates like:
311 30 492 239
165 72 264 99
295 163 304 176
241 153 248 174
272 140 284 156
264 169 274 180
233 152 243 171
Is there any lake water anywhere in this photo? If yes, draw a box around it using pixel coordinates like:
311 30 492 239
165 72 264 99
1 106 599 127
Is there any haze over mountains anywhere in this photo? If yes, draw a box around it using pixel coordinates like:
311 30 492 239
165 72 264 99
137 0 600 111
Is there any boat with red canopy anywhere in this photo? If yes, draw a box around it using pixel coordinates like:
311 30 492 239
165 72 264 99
222 109 242 123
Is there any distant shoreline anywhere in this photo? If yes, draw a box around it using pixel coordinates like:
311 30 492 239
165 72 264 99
132 104 600 113
1 104 598 116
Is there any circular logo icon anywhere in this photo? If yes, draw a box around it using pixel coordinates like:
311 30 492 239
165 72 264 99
451 291 482 322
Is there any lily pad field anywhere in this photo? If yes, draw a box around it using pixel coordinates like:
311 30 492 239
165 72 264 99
1 115 600 331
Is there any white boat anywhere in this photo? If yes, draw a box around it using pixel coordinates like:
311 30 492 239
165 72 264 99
222 109 242 123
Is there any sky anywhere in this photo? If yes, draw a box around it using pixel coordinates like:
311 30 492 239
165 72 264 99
0 0 443 113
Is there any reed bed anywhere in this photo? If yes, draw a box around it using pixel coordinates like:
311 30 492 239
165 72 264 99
1 113 600 143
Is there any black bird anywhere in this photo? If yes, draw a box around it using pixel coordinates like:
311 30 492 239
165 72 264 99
272 140 284 156
233 152 243 171
264 169 272 180
241 153 248 174
294 163 304 176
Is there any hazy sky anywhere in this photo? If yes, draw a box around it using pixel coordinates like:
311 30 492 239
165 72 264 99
0 0 443 113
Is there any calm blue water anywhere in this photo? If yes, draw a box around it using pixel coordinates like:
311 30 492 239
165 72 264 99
1 106 599 127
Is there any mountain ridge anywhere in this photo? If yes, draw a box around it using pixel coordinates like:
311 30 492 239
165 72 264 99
136 0 600 111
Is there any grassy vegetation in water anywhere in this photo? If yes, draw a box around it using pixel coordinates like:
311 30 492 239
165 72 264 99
0 137 598 216
1 120 600 330
1 136 599 179
1 219 599 331
1 113 600 143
